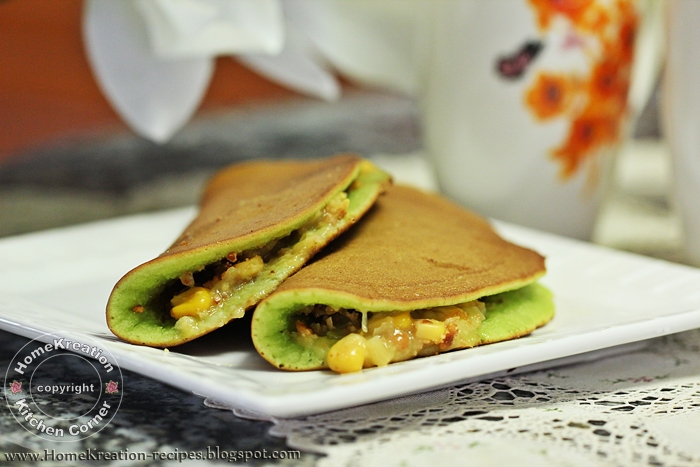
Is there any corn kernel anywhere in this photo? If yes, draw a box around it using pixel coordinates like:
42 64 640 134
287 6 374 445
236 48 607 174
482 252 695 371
367 315 393 335
457 301 486 319
392 312 413 331
414 319 447 344
174 315 199 333
327 334 367 373
323 192 350 220
234 255 264 279
221 255 264 284
365 336 394 367
170 287 212 319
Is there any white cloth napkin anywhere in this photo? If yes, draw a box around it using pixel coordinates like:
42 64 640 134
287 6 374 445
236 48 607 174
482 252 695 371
82 0 425 143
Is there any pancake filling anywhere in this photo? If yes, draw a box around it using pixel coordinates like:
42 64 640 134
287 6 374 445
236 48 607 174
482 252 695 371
292 299 490 373
136 191 351 332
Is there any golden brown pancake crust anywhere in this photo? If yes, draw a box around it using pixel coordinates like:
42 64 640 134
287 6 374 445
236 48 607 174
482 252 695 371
163 154 362 257
272 185 546 308
106 154 391 347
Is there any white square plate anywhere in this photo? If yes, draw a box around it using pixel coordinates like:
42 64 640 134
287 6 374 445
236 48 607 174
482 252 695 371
2 208 700 417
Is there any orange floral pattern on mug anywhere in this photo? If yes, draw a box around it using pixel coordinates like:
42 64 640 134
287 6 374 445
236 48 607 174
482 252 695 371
529 0 596 30
525 0 638 180
525 73 580 120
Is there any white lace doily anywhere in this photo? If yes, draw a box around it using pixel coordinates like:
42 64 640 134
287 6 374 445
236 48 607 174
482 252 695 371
219 330 700 467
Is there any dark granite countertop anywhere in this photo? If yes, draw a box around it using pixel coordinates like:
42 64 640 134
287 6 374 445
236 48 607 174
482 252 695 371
0 330 318 466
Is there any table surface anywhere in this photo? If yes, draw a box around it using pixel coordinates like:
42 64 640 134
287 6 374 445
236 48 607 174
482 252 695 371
0 93 696 466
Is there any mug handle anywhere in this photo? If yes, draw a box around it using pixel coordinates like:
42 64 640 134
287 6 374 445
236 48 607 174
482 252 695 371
628 0 666 127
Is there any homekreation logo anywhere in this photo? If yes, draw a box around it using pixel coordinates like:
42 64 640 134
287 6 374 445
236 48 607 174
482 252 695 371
4 333 123 442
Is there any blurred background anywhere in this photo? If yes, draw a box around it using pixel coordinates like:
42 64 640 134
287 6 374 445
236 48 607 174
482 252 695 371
0 0 681 263
0 0 424 233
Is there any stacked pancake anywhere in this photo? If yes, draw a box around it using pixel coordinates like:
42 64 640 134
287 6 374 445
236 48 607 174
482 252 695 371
107 155 554 373
107 154 390 347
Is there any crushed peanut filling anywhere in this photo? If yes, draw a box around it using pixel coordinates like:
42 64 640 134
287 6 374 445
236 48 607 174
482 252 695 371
146 191 351 329
292 300 487 373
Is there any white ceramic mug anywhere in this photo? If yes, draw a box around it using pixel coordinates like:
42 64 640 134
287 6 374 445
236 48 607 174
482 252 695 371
662 0 700 266
418 0 662 239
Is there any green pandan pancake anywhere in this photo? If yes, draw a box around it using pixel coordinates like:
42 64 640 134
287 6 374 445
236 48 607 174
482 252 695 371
251 185 555 373
107 155 391 347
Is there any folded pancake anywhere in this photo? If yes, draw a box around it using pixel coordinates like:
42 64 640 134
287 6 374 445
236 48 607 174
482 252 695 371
107 154 391 347
251 185 554 373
